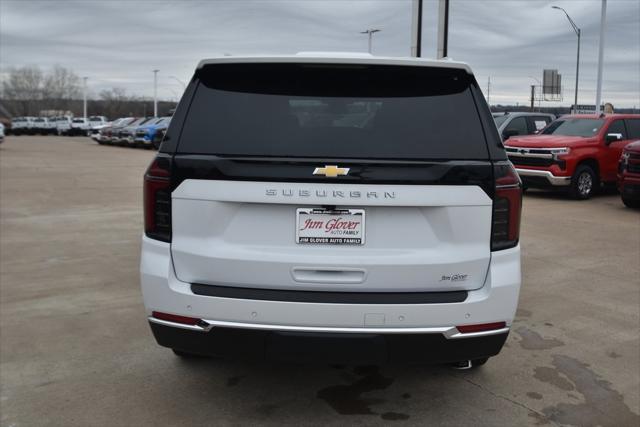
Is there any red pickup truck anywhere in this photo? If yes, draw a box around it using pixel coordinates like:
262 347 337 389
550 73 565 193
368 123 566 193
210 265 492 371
618 140 640 208
504 114 640 199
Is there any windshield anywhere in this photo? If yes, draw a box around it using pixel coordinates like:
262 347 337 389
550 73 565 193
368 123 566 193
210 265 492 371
541 118 605 137
72 118 85 123
179 63 489 159
493 115 509 127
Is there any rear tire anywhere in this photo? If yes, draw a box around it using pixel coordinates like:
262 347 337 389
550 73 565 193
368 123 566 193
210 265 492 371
569 165 597 199
471 357 488 367
622 195 640 208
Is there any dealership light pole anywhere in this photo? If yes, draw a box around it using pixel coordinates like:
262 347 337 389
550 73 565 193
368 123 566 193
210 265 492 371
153 69 159 117
594 0 607 114
410 0 423 57
437 0 450 59
552 5 580 113
360 28 381 53
82 77 88 119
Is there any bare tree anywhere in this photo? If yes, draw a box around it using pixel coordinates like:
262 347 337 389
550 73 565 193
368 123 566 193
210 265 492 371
99 87 130 118
43 65 81 111
1 66 44 115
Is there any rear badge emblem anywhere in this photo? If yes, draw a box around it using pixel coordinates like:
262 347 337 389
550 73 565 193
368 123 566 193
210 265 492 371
313 165 350 177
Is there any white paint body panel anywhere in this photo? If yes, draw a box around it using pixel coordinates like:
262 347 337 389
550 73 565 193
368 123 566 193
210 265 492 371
170 180 493 292
141 236 521 332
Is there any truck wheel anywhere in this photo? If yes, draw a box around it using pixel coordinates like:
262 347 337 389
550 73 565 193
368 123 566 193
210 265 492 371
569 165 596 199
622 195 640 209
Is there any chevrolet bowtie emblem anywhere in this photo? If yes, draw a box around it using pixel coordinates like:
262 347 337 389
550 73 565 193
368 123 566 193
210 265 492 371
313 165 350 177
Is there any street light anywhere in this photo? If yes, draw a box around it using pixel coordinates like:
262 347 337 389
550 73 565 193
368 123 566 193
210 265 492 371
360 28 381 54
552 5 581 113
153 69 159 117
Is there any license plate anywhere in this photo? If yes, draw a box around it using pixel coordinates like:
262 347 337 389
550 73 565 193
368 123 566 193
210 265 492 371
296 208 365 245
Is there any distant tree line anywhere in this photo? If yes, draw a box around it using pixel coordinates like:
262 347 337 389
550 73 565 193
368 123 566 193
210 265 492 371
1 66 177 119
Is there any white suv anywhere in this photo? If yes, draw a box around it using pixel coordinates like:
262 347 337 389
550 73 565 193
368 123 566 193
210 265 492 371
141 54 522 366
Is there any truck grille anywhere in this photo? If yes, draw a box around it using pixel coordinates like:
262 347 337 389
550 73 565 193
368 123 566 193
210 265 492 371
507 156 554 167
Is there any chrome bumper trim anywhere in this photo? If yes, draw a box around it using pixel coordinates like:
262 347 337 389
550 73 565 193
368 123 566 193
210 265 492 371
515 168 571 186
148 317 510 339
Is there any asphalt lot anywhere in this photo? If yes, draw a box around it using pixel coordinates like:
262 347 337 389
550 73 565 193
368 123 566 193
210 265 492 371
1 136 638 427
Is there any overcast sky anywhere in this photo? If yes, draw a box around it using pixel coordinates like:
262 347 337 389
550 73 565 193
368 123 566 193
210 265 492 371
1 0 639 107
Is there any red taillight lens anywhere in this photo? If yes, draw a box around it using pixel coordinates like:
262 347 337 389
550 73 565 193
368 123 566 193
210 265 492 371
491 162 522 251
456 321 506 334
144 155 172 242
152 311 200 325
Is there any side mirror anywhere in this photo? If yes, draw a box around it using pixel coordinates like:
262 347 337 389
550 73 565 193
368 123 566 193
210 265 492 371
605 133 623 144
502 129 519 140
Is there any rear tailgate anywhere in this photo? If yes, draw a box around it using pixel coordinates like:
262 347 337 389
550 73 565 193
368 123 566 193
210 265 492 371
171 178 492 292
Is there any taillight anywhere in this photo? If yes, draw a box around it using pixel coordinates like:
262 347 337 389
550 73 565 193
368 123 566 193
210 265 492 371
144 154 172 242
491 162 522 251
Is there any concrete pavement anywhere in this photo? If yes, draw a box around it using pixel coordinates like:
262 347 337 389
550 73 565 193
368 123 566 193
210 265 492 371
1 136 638 426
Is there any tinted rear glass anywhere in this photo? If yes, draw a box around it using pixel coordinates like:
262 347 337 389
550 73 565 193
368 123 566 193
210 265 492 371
178 63 488 159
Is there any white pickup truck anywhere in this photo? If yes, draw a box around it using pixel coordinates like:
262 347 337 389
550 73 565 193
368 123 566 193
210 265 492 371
69 118 91 136
11 117 36 135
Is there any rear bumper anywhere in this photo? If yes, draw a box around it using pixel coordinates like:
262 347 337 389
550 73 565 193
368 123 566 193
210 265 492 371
149 321 509 363
516 168 571 186
140 236 520 362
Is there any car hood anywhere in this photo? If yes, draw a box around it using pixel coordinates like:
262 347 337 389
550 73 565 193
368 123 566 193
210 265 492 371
505 134 596 148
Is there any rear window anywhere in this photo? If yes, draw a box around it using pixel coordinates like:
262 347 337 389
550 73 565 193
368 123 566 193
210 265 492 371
178 63 489 159
72 118 85 123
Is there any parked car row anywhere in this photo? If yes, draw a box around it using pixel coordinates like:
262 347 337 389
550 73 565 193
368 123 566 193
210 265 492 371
10 116 108 136
498 113 640 208
93 116 170 149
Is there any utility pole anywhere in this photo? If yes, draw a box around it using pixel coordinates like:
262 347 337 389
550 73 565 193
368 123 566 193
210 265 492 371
437 0 450 59
595 0 607 114
530 85 535 112
487 76 491 106
360 29 381 54
529 76 542 111
82 77 88 119
410 0 423 57
152 69 159 117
